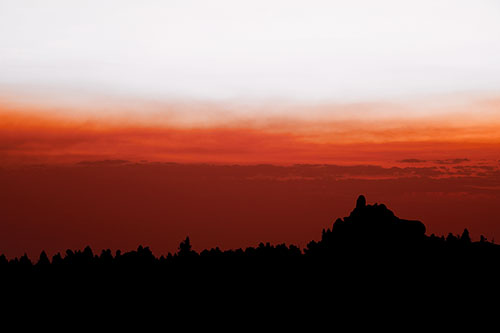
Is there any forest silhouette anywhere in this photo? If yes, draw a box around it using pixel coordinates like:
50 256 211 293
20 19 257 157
2 195 500 305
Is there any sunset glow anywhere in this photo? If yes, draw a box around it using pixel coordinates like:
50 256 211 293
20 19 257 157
1 95 500 166
1 1 499 258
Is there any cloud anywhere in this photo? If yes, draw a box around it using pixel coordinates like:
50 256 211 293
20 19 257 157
434 158 470 165
399 158 474 166
65 161 499 181
1 101 500 167
77 160 130 166
398 159 427 163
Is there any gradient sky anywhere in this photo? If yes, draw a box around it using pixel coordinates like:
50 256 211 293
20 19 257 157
1 1 499 258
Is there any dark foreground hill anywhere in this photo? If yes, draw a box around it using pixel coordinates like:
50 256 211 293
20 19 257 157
2 195 500 315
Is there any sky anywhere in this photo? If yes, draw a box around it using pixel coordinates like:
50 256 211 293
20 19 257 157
0 1 499 258
1 0 500 103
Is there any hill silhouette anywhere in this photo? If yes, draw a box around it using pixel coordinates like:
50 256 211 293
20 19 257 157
1 195 498 270
2 195 500 312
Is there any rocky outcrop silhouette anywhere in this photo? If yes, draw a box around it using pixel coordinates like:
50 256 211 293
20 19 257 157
331 195 426 243
304 195 429 259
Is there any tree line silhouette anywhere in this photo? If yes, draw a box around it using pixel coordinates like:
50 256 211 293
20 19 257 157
3 194 500 317
2 195 498 275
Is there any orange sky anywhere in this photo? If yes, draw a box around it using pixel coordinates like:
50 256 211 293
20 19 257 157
1 97 499 258
1 96 500 166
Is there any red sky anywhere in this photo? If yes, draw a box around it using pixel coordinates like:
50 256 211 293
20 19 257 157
1 98 500 258
2 1 500 261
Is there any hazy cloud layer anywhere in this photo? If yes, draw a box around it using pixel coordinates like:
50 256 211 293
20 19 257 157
1 101 500 167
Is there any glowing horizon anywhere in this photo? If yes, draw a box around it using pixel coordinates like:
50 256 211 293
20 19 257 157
1 93 500 167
